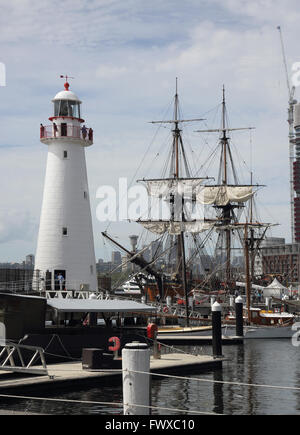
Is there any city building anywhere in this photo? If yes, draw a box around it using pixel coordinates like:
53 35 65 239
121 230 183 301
111 251 122 266
260 240 300 284
25 254 35 267
96 259 113 273
254 237 286 278
294 103 300 242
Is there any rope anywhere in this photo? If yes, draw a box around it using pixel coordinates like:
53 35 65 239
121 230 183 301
137 333 206 357
0 392 122 408
123 402 221 415
44 334 73 359
0 392 220 415
104 98 173 234
124 368 300 393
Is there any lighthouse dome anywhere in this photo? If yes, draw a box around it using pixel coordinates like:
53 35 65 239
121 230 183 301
52 90 82 104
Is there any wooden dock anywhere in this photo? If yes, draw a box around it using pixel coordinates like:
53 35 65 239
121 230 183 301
0 352 223 394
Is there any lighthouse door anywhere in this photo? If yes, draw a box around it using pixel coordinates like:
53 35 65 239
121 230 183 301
61 123 67 137
54 270 66 290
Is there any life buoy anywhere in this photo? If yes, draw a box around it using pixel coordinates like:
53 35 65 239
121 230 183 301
147 323 158 340
108 336 121 352
163 306 169 313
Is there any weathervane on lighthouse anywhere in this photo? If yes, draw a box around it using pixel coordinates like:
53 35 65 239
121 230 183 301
60 74 74 91
34 78 97 292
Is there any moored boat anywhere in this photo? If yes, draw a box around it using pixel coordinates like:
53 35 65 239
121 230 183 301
224 306 296 338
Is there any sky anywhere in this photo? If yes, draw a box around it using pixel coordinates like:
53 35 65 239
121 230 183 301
0 0 299 262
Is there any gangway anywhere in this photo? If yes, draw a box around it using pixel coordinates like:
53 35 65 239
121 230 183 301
0 342 48 376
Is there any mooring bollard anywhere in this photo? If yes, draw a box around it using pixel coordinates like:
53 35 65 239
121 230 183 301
212 301 222 358
235 296 244 337
122 342 151 415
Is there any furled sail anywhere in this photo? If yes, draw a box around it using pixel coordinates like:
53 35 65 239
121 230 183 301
144 178 206 199
198 185 254 206
214 222 272 231
138 220 214 235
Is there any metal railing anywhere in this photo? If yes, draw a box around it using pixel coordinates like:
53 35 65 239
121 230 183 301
0 342 48 376
40 124 93 142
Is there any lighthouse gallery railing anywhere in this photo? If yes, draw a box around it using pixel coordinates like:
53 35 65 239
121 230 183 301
40 124 93 142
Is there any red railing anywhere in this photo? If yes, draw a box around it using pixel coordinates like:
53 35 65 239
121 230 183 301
40 124 93 142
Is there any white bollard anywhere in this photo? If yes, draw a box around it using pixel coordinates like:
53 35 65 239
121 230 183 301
122 342 151 415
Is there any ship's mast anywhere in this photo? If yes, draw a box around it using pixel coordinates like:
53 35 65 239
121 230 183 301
195 87 256 290
146 79 206 325
244 223 251 324
173 78 189 325
222 85 227 185
220 86 232 287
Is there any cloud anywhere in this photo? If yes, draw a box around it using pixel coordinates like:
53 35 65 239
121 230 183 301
96 65 129 79
0 209 37 244
0 0 298 261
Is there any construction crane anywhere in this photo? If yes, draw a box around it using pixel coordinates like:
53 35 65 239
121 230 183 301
277 25 297 243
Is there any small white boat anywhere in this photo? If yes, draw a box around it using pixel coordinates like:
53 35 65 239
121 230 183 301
122 278 142 294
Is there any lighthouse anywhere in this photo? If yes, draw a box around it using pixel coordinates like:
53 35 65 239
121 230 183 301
34 79 97 292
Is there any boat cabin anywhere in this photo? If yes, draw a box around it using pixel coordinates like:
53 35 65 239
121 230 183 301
247 308 294 326
226 306 294 326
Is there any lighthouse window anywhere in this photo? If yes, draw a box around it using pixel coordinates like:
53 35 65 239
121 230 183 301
62 227 68 236
69 101 81 119
90 265 93 274
60 101 69 116
63 150 68 158
84 191 87 199
54 100 81 119
54 101 60 116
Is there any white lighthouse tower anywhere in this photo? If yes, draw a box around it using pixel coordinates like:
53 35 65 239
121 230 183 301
34 78 97 292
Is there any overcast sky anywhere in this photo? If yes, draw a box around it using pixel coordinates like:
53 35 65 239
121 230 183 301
0 0 299 262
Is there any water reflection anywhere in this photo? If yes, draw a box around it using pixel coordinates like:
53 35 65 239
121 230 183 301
213 370 223 414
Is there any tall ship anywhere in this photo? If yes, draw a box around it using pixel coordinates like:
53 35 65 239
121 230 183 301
102 82 275 326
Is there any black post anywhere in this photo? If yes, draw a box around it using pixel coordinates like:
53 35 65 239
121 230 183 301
235 296 244 337
212 301 222 358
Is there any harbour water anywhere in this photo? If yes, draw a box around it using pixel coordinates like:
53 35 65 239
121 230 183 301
0 339 299 415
